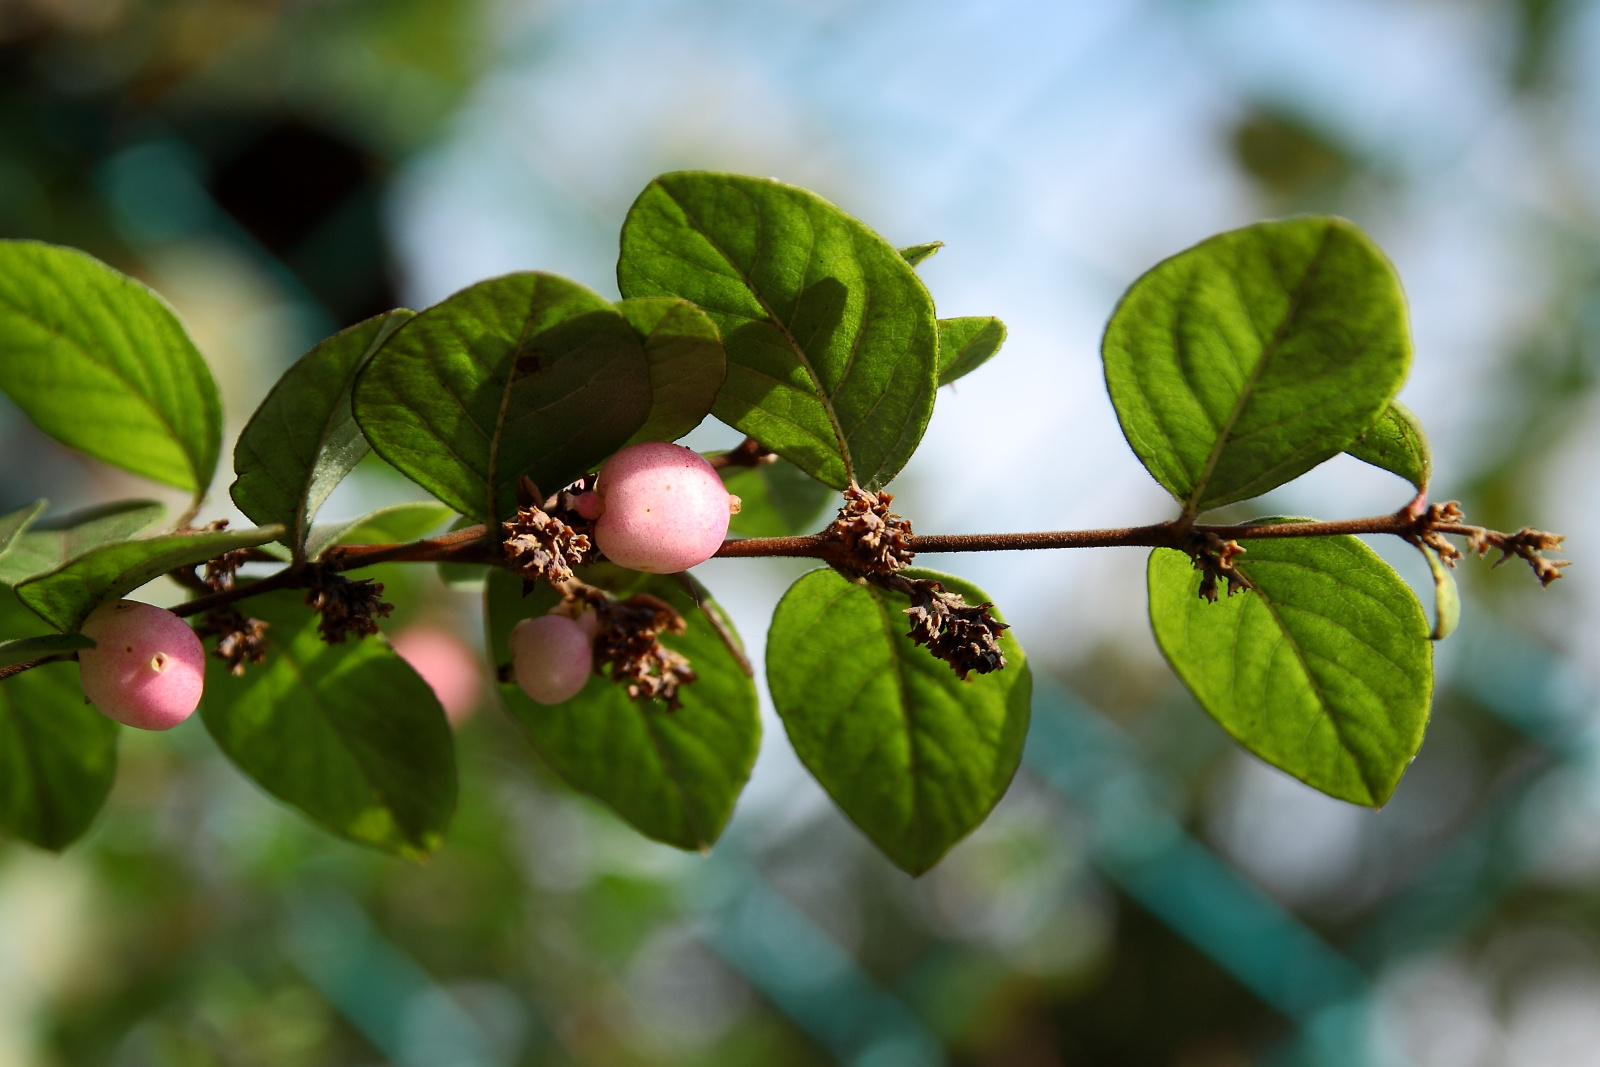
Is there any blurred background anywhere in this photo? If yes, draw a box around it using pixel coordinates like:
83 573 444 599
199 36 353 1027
1 0 1598 1063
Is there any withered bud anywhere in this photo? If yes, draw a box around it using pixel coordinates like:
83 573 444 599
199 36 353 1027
303 569 393 643
501 501 595 587
590 591 696 710
195 607 270 675
1485 526 1570 587
824 484 916 578
1188 532 1251 603
900 577 1008 679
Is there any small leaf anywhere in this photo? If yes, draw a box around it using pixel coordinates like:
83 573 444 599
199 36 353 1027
1347 401 1431 492
766 568 1032 874
1421 544 1460 641
721 458 835 537
352 273 652 523
1147 530 1432 806
0 588 117 850
0 633 95 668
618 172 939 491
231 309 416 552
616 297 727 445
899 241 944 267
16 524 284 632
485 566 759 851
304 501 456 561
1103 217 1411 515
937 316 1006 386
0 241 222 493
0 499 168 585
200 591 456 858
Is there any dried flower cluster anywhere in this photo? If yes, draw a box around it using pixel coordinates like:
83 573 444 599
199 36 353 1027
196 608 270 675
1409 501 1569 587
502 476 595 588
824 484 915 577
303 568 393 643
899 577 1009 679
586 591 697 710
1187 531 1252 602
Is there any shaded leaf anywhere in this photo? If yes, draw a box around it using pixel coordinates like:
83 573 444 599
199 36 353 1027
1103 217 1410 515
0 241 222 493
0 588 117 849
1147 529 1432 806
16 524 284 632
1347 400 1431 492
352 272 652 523
200 590 456 858
0 499 167 585
618 172 939 491
766 567 1031 874
721 458 835 537
899 242 943 267
485 566 759 850
937 316 1006 386
1421 544 1460 641
617 297 726 445
304 501 455 561
232 309 415 553
0 632 95 668
0 500 47 568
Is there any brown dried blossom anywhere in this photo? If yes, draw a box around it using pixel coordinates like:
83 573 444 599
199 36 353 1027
1406 501 1567 586
502 477 596 588
195 607 270 675
303 568 393 643
587 591 697 710
823 484 915 577
1186 531 1251 603
899 576 1008 679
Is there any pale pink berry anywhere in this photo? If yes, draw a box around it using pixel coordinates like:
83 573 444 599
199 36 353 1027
593 442 735 573
509 614 592 705
392 625 483 726
573 491 603 520
77 600 205 731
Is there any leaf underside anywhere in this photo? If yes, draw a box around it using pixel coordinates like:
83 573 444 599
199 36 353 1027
937 316 1006 386
1346 400 1431 492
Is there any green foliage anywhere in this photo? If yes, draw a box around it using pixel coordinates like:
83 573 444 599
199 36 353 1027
303 500 455 560
1147 530 1432 806
0 241 222 494
16 524 283 631
0 588 117 850
200 590 456 858
899 241 944 267
618 171 939 491
616 297 727 445
0 633 95 667
937 317 1007 386
1103 217 1410 515
485 567 759 851
1422 545 1460 641
0 500 46 562
766 568 1032 874
232 309 416 554
721 458 836 537
1346 401 1431 491
0 500 167 584
352 272 652 523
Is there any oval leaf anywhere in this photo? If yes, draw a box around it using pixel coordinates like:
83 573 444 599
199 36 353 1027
200 591 456 858
486 566 759 851
766 568 1032 874
1147 532 1432 806
0 499 168 585
618 172 939 491
721 458 835 537
232 309 416 552
937 316 1006 386
1346 400 1431 492
352 272 652 523
15 524 284 632
1103 217 1411 515
0 241 222 493
617 297 727 445
0 588 117 850
304 501 455 561
1421 544 1460 641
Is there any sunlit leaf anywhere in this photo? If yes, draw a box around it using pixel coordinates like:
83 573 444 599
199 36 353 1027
1347 400 1431 492
0 500 168 585
617 297 726 445
937 316 1006 386
304 501 455 561
721 458 835 537
899 241 943 267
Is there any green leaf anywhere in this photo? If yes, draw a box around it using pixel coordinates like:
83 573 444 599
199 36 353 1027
618 172 939 491
1421 544 1460 641
1346 401 1431 492
1147 530 1432 806
0 499 168 585
15 524 284 632
200 590 456 858
485 566 759 851
304 501 456 561
0 240 222 493
0 633 95 668
0 588 117 850
1103 217 1411 515
352 272 652 524
616 297 727 445
899 242 943 267
0 500 47 565
937 316 1006 386
721 458 835 537
231 309 416 553
766 568 1032 874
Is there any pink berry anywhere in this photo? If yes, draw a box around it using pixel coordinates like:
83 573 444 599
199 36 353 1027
592 442 735 573
392 625 483 726
573 491 603 520
509 614 593 705
77 600 205 731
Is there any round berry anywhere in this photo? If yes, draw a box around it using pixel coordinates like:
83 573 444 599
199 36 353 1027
592 442 735 573
572 490 603 521
509 614 593 705
77 600 206 731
